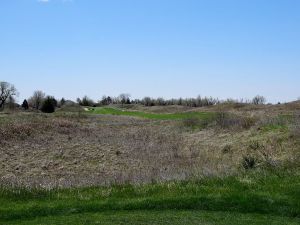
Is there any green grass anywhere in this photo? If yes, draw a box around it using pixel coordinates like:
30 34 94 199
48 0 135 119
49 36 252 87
260 124 288 132
87 107 214 121
5 210 300 225
1 172 299 224
259 114 294 133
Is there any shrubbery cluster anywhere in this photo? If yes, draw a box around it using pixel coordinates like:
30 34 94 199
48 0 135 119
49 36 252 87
41 96 56 113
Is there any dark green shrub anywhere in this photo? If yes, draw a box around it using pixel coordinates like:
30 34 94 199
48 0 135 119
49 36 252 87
21 99 29 110
41 97 55 113
78 96 95 106
242 156 256 169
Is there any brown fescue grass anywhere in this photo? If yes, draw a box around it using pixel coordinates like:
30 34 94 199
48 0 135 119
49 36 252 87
0 104 299 188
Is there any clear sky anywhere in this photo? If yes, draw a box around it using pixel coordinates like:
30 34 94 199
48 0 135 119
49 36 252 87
1 0 299 103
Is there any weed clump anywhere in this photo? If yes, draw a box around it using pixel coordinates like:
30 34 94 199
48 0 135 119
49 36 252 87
258 116 289 132
241 117 256 129
182 117 209 129
291 125 300 139
182 117 200 127
215 112 256 130
0 123 34 143
182 115 214 130
242 156 256 169
290 112 300 139
248 141 261 151
222 144 232 154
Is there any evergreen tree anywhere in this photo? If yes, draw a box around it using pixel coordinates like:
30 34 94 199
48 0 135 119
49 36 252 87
60 98 66 106
21 99 29 110
41 96 55 113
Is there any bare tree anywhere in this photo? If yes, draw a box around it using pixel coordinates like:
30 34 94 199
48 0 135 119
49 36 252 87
7 96 16 110
252 95 266 105
156 97 165 105
143 97 152 106
60 98 66 107
118 93 131 105
0 82 18 109
100 95 113 106
29 90 45 109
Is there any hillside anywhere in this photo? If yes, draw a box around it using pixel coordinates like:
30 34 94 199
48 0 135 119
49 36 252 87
0 103 299 224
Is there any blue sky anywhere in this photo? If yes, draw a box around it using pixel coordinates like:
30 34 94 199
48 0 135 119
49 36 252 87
0 0 299 103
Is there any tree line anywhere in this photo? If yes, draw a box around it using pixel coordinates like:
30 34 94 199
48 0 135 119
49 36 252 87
77 94 266 107
0 81 267 113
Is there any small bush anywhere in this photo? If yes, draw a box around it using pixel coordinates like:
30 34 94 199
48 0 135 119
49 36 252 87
182 117 210 129
0 123 34 143
182 117 201 128
290 115 300 138
115 150 121 156
222 144 232 154
241 117 256 129
248 141 261 150
292 126 300 138
242 156 256 169
215 112 227 128
77 96 95 107
215 112 240 128
252 95 266 105
21 99 29 110
258 116 289 132
41 97 55 113
215 112 256 130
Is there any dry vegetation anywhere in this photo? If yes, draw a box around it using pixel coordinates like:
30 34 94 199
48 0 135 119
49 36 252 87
0 102 300 188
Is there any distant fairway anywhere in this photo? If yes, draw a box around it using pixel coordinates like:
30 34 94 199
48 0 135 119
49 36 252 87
87 106 214 120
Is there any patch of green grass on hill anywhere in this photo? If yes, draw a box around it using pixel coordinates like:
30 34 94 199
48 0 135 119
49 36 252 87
260 124 289 133
259 114 294 133
1 172 299 224
87 107 214 121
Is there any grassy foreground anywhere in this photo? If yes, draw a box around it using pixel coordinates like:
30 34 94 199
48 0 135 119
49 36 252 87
87 106 214 120
4 210 300 225
1 172 300 224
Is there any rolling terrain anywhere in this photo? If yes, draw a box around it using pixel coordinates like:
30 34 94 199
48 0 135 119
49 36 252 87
0 102 299 224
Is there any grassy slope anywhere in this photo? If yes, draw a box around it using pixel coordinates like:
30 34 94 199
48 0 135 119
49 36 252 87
5 211 300 225
87 107 214 120
1 172 299 224
1 109 299 224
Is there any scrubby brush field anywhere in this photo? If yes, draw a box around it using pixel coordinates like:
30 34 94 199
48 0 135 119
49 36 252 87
0 102 300 224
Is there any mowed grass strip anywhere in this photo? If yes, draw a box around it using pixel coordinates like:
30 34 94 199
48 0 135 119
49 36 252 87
4 210 300 225
0 173 299 223
87 107 214 120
